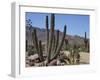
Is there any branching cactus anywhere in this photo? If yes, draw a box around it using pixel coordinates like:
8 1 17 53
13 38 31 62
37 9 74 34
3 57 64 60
32 14 67 65
51 25 67 61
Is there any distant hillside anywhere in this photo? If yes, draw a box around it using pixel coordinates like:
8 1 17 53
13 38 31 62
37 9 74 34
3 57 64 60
26 26 89 46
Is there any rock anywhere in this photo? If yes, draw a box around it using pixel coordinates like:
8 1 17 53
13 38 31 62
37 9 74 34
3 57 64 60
26 64 30 67
28 54 39 60
48 59 57 66
57 59 61 66
60 51 70 57
34 62 44 66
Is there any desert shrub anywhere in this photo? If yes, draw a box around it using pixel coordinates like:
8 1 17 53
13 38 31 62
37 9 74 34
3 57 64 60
27 45 37 56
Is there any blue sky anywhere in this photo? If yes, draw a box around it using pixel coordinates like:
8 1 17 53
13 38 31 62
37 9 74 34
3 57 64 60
26 12 89 38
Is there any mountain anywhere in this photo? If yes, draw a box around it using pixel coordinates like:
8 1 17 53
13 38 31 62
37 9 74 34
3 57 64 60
26 26 88 46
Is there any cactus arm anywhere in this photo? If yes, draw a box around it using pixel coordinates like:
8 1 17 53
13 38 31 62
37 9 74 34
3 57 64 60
84 32 88 51
64 39 69 50
53 30 59 54
26 40 28 51
85 32 87 40
47 14 55 63
50 34 56 58
52 34 56 51
52 25 67 60
39 40 44 61
32 29 39 56
46 16 49 53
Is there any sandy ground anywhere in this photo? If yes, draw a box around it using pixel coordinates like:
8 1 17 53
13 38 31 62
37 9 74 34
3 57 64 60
79 52 90 64
25 51 90 67
61 51 90 64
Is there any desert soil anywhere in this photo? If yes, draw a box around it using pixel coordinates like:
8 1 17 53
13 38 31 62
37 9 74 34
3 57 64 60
79 52 90 64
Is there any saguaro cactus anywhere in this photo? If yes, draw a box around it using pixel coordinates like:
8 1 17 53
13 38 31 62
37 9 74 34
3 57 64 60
32 14 67 65
84 32 87 47
84 32 88 52
69 44 80 64
39 40 44 61
46 16 49 53
32 29 39 55
26 40 28 51
54 30 59 53
32 29 44 62
47 14 55 63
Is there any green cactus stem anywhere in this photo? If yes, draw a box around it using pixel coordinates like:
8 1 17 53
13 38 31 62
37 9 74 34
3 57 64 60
39 40 44 61
51 25 67 60
32 13 67 65
84 32 88 52
64 39 69 50
46 16 49 53
32 29 39 57
53 30 59 55
51 34 56 52
26 40 28 51
47 14 55 63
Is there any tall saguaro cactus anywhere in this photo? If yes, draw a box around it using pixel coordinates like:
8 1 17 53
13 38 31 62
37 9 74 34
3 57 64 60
46 16 49 53
47 14 55 63
32 14 67 65
84 32 88 52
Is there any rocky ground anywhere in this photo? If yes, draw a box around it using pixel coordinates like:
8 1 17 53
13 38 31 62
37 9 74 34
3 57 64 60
25 51 89 67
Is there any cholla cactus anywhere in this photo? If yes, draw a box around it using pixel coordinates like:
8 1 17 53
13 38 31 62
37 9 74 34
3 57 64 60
69 45 80 64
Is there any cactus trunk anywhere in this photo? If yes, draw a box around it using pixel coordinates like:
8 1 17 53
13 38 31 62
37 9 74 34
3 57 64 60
46 16 49 53
32 13 67 65
54 30 59 53
39 40 44 61
47 14 55 63
32 29 39 55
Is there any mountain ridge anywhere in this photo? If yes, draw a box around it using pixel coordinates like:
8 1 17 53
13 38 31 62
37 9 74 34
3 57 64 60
26 26 88 46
